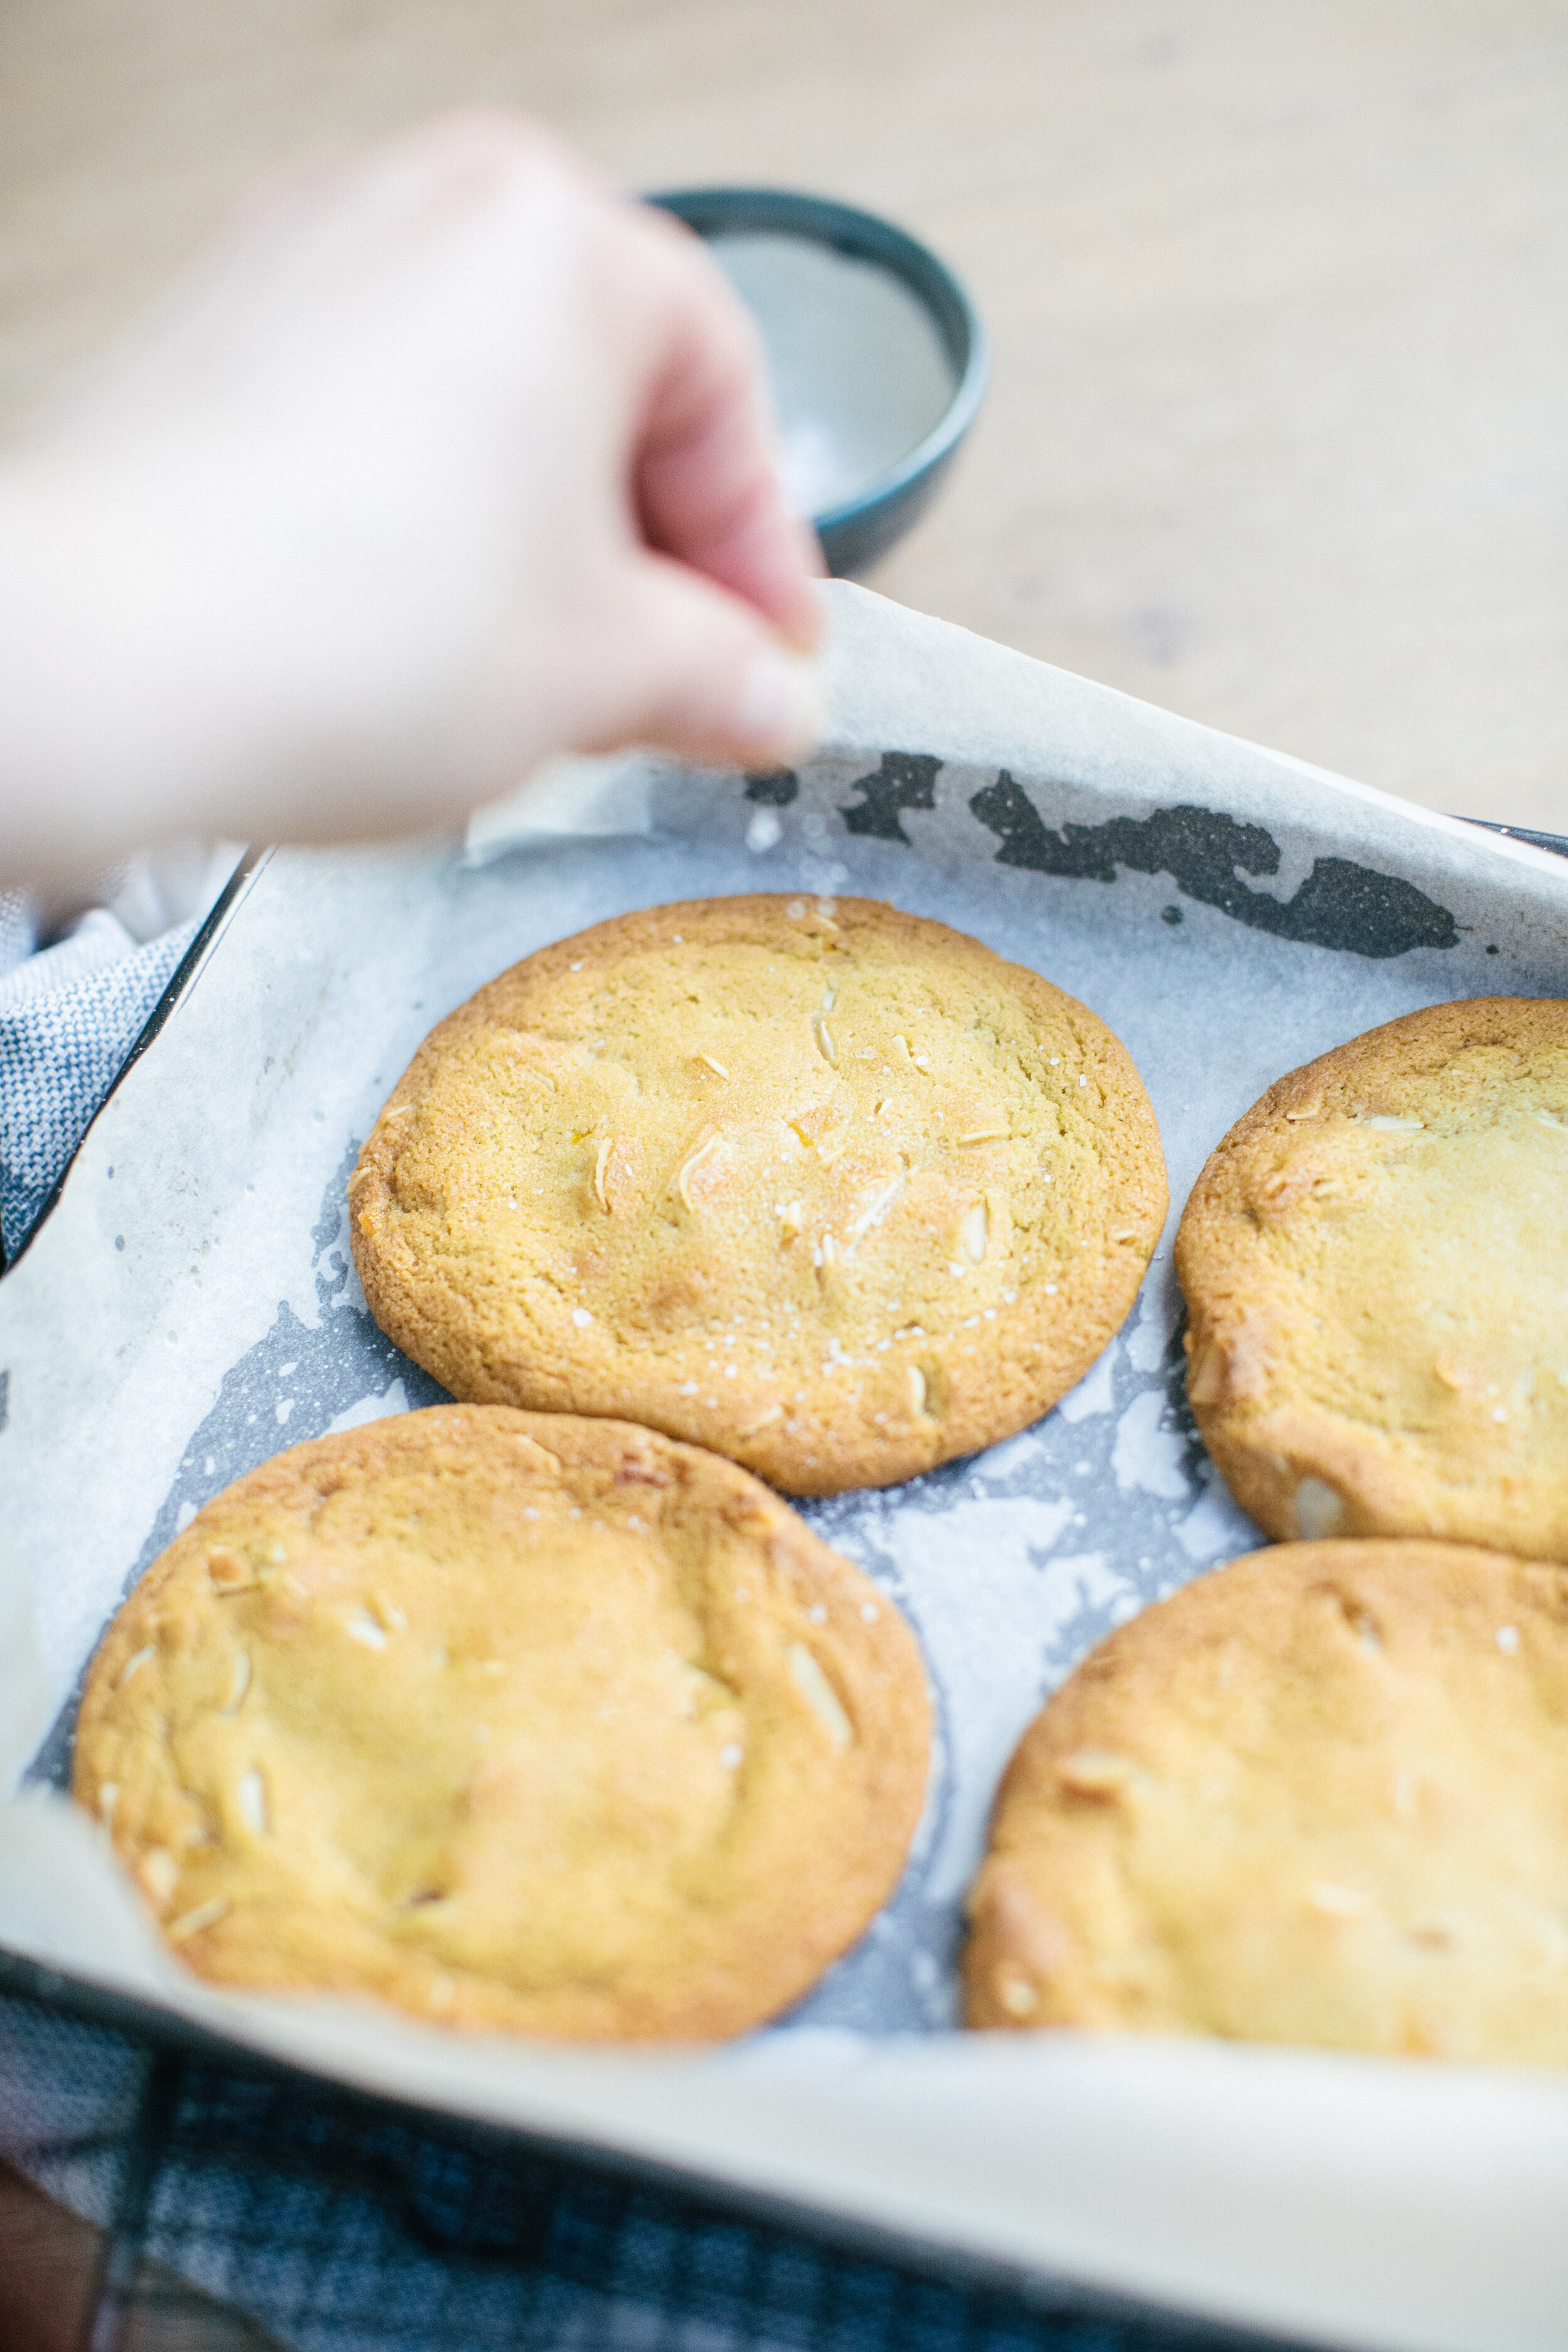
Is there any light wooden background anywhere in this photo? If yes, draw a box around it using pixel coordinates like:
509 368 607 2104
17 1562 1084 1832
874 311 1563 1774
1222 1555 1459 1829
1 1 1564 826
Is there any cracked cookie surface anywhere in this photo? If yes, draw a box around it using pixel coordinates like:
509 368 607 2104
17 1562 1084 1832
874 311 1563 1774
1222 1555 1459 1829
73 1406 931 2040
964 1540 1568 2064
1175 996 1568 1555
349 895 1167 1493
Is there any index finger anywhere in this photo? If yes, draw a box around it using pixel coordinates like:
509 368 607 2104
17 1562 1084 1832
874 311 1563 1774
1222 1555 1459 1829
623 207 824 653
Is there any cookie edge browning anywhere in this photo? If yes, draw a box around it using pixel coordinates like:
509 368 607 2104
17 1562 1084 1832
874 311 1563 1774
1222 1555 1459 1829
960 1538 1564 2042
72 1405 933 2041
1174 996 1568 1550
349 895 1168 1495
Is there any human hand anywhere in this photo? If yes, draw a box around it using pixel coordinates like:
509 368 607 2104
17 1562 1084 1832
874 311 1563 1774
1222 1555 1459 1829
0 114 824 882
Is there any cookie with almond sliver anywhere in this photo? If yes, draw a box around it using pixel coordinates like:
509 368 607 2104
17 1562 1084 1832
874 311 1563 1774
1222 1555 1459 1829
1175 996 1568 1556
349 894 1167 1494
73 1407 930 2040
963 1540 1568 2065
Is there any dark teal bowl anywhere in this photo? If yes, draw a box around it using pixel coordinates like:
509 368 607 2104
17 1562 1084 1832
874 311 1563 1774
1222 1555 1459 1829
649 186 988 577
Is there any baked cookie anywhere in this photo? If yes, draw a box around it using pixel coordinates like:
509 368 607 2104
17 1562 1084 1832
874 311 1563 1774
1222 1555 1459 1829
350 895 1166 1494
73 1407 930 2040
1175 997 1568 1556
963 1540 1568 2063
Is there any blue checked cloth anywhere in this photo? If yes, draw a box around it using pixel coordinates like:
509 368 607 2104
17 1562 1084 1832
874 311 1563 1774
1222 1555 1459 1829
0 889 198 1259
0 1988 1231 2352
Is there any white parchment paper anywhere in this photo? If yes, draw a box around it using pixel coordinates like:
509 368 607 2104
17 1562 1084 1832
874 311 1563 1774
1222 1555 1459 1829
4 584 1568 2352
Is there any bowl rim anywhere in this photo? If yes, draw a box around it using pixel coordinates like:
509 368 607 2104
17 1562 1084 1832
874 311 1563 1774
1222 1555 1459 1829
646 184 989 531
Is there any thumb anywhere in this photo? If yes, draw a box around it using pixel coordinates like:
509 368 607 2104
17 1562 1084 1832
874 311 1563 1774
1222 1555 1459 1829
574 554 824 771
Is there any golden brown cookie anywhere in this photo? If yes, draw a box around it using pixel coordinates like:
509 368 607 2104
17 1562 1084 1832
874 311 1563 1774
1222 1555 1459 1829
73 1406 930 2040
963 1539 1568 2063
1175 997 1568 1555
349 895 1166 1494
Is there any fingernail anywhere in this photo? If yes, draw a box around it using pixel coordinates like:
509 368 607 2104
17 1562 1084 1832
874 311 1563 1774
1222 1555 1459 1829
735 649 823 758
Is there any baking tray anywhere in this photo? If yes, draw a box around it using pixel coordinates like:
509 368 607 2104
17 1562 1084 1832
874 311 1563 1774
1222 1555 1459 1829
3 583 1568 2352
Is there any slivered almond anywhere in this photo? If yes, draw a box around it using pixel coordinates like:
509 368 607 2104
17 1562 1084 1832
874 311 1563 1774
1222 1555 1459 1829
207 1547 255 1596
958 1128 1008 1146
777 1199 804 1242
742 1404 785 1438
961 1202 988 1263
787 1643 853 1749
1057 1749 1136 1798
908 1365 932 1416
1307 1882 1369 1917
677 1133 723 1211
236 1770 268 1836
592 1136 613 1212
847 1173 905 1244
812 1015 837 1066
1293 1476 1345 1540
140 1850 179 1907
119 1645 156 1688
221 1652 252 1715
167 1897 231 1944
699 1052 731 1081
344 1611 388 1651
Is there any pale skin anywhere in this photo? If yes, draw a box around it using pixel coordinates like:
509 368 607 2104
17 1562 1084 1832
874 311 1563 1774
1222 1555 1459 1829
0 114 825 889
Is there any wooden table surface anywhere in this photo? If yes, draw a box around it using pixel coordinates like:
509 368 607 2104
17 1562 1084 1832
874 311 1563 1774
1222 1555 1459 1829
1 1 1564 828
